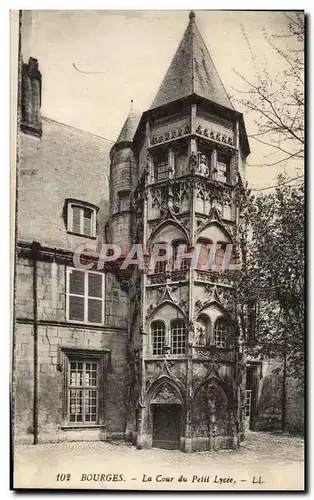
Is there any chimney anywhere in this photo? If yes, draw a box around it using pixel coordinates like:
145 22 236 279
20 57 42 137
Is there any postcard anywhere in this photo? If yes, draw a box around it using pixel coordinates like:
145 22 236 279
11 9 305 491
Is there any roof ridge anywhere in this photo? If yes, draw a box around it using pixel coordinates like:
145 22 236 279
42 115 115 143
194 21 234 110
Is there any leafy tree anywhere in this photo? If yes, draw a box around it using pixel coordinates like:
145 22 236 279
237 176 304 431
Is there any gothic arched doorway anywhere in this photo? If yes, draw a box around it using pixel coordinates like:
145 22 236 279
149 380 183 450
152 404 182 450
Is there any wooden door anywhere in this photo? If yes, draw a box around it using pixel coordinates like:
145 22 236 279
152 404 181 450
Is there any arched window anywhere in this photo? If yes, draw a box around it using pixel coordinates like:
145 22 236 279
215 241 228 270
196 314 210 346
171 320 186 354
151 322 165 355
172 240 191 270
215 242 238 270
196 238 214 271
151 241 168 274
214 318 228 348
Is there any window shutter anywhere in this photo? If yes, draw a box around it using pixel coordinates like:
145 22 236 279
72 206 81 234
83 208 92 236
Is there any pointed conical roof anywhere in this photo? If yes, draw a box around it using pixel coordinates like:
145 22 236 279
116 106 142 143
150 11 234 111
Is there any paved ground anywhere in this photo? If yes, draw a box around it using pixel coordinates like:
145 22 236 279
13 431 304 491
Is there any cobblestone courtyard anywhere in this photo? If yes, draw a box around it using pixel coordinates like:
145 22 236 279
13 431 304 491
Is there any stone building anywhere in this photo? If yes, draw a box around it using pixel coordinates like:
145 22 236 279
13 11 303 450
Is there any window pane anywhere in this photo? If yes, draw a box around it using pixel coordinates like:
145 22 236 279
88 298 102 323
85 389 98 422
152 323 165 355
68 359 99 425
69 270 85 295
214 322 227 348
171 322 186 354
88 273 102 298
69 295 84 321
70 361 83 386
72 206 81 234
83 208 92 236
85 362 98 387
69 389 83 422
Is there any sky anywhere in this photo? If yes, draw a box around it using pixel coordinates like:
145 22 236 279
20 10 303 189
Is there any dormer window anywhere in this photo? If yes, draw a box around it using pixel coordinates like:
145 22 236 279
66 199 98 238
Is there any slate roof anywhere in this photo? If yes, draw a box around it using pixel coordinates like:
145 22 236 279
116 108 142 143
150 11 234 111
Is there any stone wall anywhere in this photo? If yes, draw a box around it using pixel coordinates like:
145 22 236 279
14 254 129 443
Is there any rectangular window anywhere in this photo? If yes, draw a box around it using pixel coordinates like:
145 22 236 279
245 390 252 418
171 323 186 354
152 323 165 355
68 358 99 424
67 268 104 324
118 191 130 212
214 323 227 348
216 153 230 183
174 146 188 177
67 202 97 237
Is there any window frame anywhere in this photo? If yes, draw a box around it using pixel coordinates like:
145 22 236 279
170 320 187 355
67 358 99 425
153 149 169 182
117 190 131 213
172 240 191 271
61 347 109 428
214 318 228 348
216 151 231 184
174 144 189 177
66 199 98 238
66 268 105 326
151 321 166 355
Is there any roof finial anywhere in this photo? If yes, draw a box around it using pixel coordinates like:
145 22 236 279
130 99 133 111
189 10 195 21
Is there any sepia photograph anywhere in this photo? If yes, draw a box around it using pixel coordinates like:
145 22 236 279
11 9 305 491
